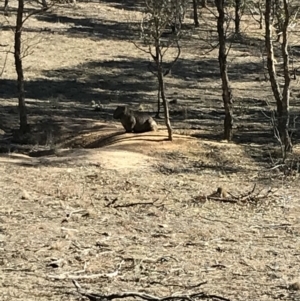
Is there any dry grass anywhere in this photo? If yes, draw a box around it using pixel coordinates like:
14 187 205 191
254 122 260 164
1 1 300 300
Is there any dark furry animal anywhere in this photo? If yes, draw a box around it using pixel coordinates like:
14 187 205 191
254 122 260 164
113 106 158 133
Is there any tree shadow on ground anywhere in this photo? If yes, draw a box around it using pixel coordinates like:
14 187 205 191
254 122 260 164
228 33 264 48
97 0 145 12
34 13 140 40
0 57 158 104
1 11 140 41
170 57 265 82
291 45 300 58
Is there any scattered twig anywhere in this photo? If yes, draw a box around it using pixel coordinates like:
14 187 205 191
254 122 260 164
48 271 117 280
48 261 124 280
105 196 118 207
72 281 231 301
205 196 238 203
61 227 79 232
113 201 157 208
193 184 275 206
251 223 292 229
149 281 208 289
110 195 167 209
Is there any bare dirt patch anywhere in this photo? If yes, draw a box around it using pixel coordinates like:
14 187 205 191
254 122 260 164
1 133 299 301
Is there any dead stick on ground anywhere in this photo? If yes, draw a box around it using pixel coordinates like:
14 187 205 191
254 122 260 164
48 261 123 280
72 280 231 301
207 197 238 203
113 201 156 208
48 271 118 280
149 280 208 289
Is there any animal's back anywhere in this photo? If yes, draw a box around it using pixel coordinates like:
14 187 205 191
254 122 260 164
113 106 158 133
132 112 158 133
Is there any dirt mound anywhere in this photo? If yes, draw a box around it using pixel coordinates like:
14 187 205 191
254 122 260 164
0 148 156 171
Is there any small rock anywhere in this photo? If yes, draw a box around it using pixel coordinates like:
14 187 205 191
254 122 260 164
21 190 31 200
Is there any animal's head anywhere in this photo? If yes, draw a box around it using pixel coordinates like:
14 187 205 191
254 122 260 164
113 106 127 119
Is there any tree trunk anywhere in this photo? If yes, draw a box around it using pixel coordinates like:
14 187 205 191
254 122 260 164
265 0 292 152
41 0 48 8
193 0 200 27
280 0 292 151
215 0 233 141
258 0 263 29
156 82 161 118
158 70 173 141
15 0 28 133
265 0 281 101
154 44 161 118
201 0 207 8
234 0 241 35
154 43 172 141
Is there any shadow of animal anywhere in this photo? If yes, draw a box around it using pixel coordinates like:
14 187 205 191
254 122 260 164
113 106 158 133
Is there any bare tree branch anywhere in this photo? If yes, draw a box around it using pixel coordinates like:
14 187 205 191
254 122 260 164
163 39 181 76
22 5 49 25
204 5 218 18
0 47 11 78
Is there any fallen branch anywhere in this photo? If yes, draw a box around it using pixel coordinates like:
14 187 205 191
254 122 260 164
48 271 118 280
72 280 231 301
48 261 124 280
192 184 275 205
149 280 208 289
205 196 238 203
111 197 164 209
113 201 157 208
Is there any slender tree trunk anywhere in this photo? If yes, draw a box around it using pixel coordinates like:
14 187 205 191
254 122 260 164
154 43 172 141
15 0 28 133
201 0 207 8
193 0 200 27
154 44 161 118
265 0 292 152
265 0 281 101
155 53 171 140
41 0 48 8
234 0 241 35
258 0 263 29
280 0 292 151
158 70 172 141
156 82 161 118
215 0 233 141
273 0 282 42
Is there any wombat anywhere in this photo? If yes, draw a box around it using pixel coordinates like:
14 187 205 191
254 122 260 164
113 106 158 133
